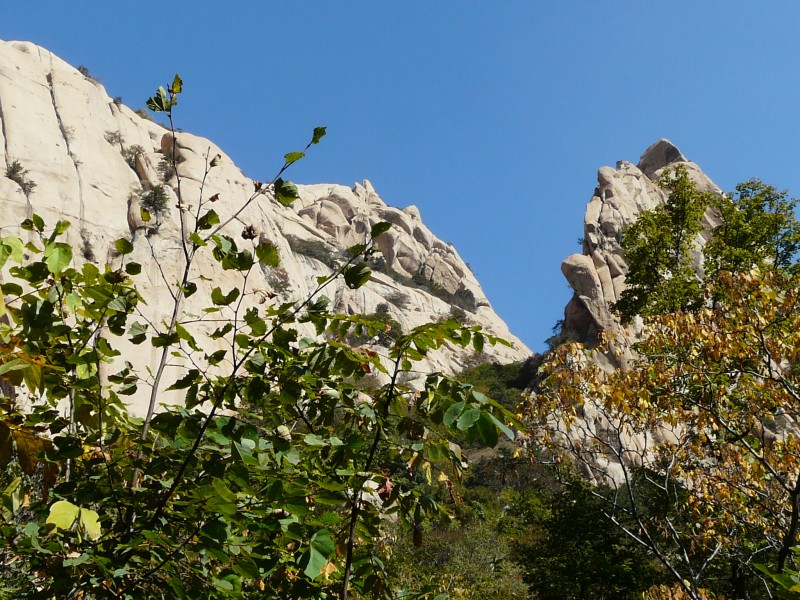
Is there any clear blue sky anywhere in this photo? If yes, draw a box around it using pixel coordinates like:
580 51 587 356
4 3 800 352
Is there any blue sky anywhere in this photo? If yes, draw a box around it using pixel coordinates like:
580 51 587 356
4 3 800 352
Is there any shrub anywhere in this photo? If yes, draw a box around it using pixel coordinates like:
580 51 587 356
5 160 36 197
158 148 184 181
104 130 123 145
121 145 145 170
136 184 169 218
133 108 154 122
80 229 95 261
346 306 404 347
266 266 293 296
76 65 98 84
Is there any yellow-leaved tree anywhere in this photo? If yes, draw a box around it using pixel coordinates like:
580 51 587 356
530 268 800 599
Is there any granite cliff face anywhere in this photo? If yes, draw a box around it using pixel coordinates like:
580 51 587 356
0 40 530 414
560 138 723 348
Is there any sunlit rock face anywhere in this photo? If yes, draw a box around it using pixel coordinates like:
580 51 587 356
560 138 722 349
0 39 530 414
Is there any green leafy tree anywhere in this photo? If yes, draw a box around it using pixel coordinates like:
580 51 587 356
613 165 715 321
0 76 520 598
704 178 800 277
614 170 800 323
507 478 667 599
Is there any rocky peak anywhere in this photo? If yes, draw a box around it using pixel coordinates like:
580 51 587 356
560 139 722 348
0 40 530 414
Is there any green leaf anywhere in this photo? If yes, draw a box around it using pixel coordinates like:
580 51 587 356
46 500 79 531
347 243 366 257
140 207 151 222
207 349 227 365
32 214 45 232
456 407 481 431
0 359 27 377
0 236 24 269
244 308 266 336
488 412 515 441
301 529 335 579
146 86 172 113
63 553 91 567
189 232 206 247
274 178 300 207
170 73 183 94
443 401 465 428
181 281 198 297
474 412 499 447
125 262 142 275
129 321 148 344
53 220 71 237
43 242 72 274
167 369 200 392
212 577 234 592
197 209 220 231
304 433 326 446
211 287 240 306
175 323 199 350
284 151 305 166
370 221 392 238
78 507 101 541
233 556 260 580
151 332 179 347
472 332 484 353
344 262 371 289
210 322 234 339
115 238 134 255
311 127 327 145
255 241 280 267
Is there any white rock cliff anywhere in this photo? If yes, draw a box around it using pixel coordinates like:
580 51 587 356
0 40 530 415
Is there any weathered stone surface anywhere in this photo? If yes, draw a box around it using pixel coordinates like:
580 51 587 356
0 40 531 415
637 138 686 177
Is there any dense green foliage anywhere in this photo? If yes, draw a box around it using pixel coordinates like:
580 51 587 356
704 178 800 277
454 360 535 412
0 77 521 598
614 167 800 322
613 165 715 321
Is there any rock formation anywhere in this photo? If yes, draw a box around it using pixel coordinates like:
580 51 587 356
0 40 530 415
560 138 723 347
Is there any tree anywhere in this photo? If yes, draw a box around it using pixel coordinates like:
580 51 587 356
506 475 666 599
0 76 520 598
613 165 716 322
531 268 800 599
614 169 800 324
704 179 800 278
